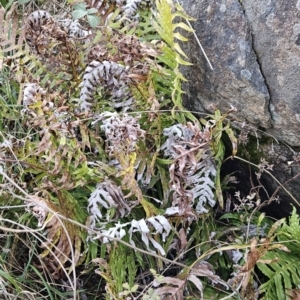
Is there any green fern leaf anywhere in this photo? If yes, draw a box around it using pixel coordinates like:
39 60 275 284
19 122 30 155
173 21 194 32
257 250 300 300
0 3 25 56
287 206 300 237
152 0 196 122
277 207 300 254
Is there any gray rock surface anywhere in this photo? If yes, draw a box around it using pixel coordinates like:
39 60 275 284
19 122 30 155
242 0 300 146
180 0 300 146
180 0 271 129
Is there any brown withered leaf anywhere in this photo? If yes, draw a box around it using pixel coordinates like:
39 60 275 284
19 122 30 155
178 228 188 251
287 289 300 300
190 261 228 288
0 2 25 55
29 191 86 279
241 239 260 273
161 122 216 218
153 276 185 300
88 44 109 62
239 239 260 290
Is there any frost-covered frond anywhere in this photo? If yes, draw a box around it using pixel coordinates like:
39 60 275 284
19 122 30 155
161 122 210 158
24 10 84 83
25 10 69 56
89 0 152 13
22 83 63 124
88 180 131 227
98 112 145 153
94 112 146 200
189 160 216 214
25 11 90 49
122 0 149 18
128 216 171 255
102 0 153 22
23 83 48 109
25 10 54 53
90 215 171 255
79 60 133 112
88 0 105 9
100 222 128 243
162 122 216 218
134 155 153 185
22 83 73 134
58 19 91 38
147 215 171 242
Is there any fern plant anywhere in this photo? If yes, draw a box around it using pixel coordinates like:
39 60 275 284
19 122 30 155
257 206 300 300
152 0 195 123
0 0 244 299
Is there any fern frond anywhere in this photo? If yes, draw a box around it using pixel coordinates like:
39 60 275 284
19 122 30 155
95 112 146 200
24 10 54 53
25 10 85 83
134 152 153 186
121 0 152 19
277 206 300 255
129 217 171 255
18 91 97 189
280 206 300 241
79 60 132 111
162 121 216 218
152 0 195 121
201 108 238 208
100 217 171 255
88 180 131 227
109 242 139 293
99 112 145 153
0 3 25 56
257 250 300 300
28 191 87 278
22 83 48 109
58 19 91 38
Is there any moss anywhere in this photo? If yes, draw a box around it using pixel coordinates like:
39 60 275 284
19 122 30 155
221 126 271 165
237 134 272 165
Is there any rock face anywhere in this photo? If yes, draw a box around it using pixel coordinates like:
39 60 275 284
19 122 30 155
180 0 271 131
242 0 300 146
180 0 300 146
180 0 300 215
